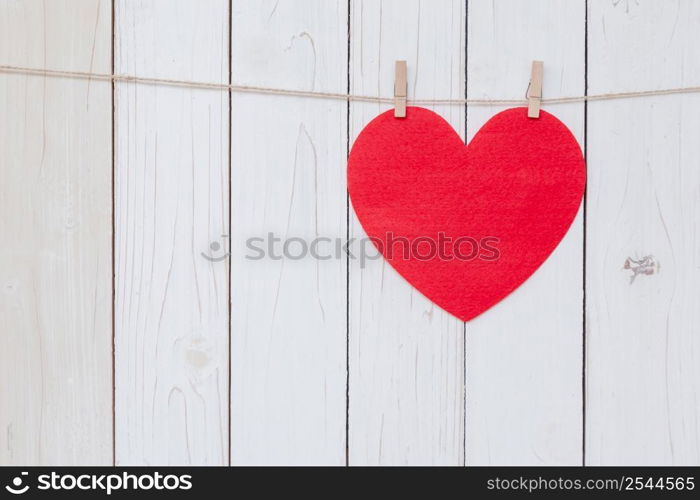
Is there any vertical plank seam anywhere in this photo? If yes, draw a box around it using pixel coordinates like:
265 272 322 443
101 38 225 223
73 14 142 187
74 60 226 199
462 323 466 465
345 0 351 468
111 0 117 467
582 0 589 467
463 0 469 468
228 0 233 467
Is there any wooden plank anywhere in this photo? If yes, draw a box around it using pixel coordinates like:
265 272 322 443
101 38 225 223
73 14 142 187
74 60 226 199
587 0 700 465
230 0 348 465
348 0 466 465
465 0 585 465
0 0 112 464
114 0 229 465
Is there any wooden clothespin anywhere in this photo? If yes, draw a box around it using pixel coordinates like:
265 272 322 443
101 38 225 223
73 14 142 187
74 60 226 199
394 60 407 118
527 61 543 118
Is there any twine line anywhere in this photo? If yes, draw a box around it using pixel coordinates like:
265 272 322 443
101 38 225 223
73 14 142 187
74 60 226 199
2 64 700 106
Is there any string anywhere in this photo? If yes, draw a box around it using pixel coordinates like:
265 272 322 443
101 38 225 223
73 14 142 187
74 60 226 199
3 64 700 106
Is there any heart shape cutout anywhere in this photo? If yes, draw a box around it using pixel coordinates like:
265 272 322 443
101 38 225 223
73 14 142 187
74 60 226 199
348 107 585 321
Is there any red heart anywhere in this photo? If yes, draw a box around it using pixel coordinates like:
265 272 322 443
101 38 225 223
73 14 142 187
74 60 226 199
348 106 585 321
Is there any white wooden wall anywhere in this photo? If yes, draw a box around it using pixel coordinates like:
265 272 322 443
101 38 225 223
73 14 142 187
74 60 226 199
1 0 698 466
0 0 113 465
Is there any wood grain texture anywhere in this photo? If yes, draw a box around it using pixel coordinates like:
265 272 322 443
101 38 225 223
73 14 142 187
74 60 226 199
230 0 348 465
586 0 700 465
465 0 585 465
348 0 466 465
2 0 699 467
0 0 112 464
114 0 229 465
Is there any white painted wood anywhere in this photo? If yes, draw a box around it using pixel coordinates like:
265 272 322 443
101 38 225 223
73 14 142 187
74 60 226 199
348 0 466 465
587 0 700 465
230 0 348 465
465 0 585 465
0 0 112 464
114 0 229 465
2 0 699 468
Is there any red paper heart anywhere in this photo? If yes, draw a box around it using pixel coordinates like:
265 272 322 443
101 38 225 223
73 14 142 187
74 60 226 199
348 106 585 321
